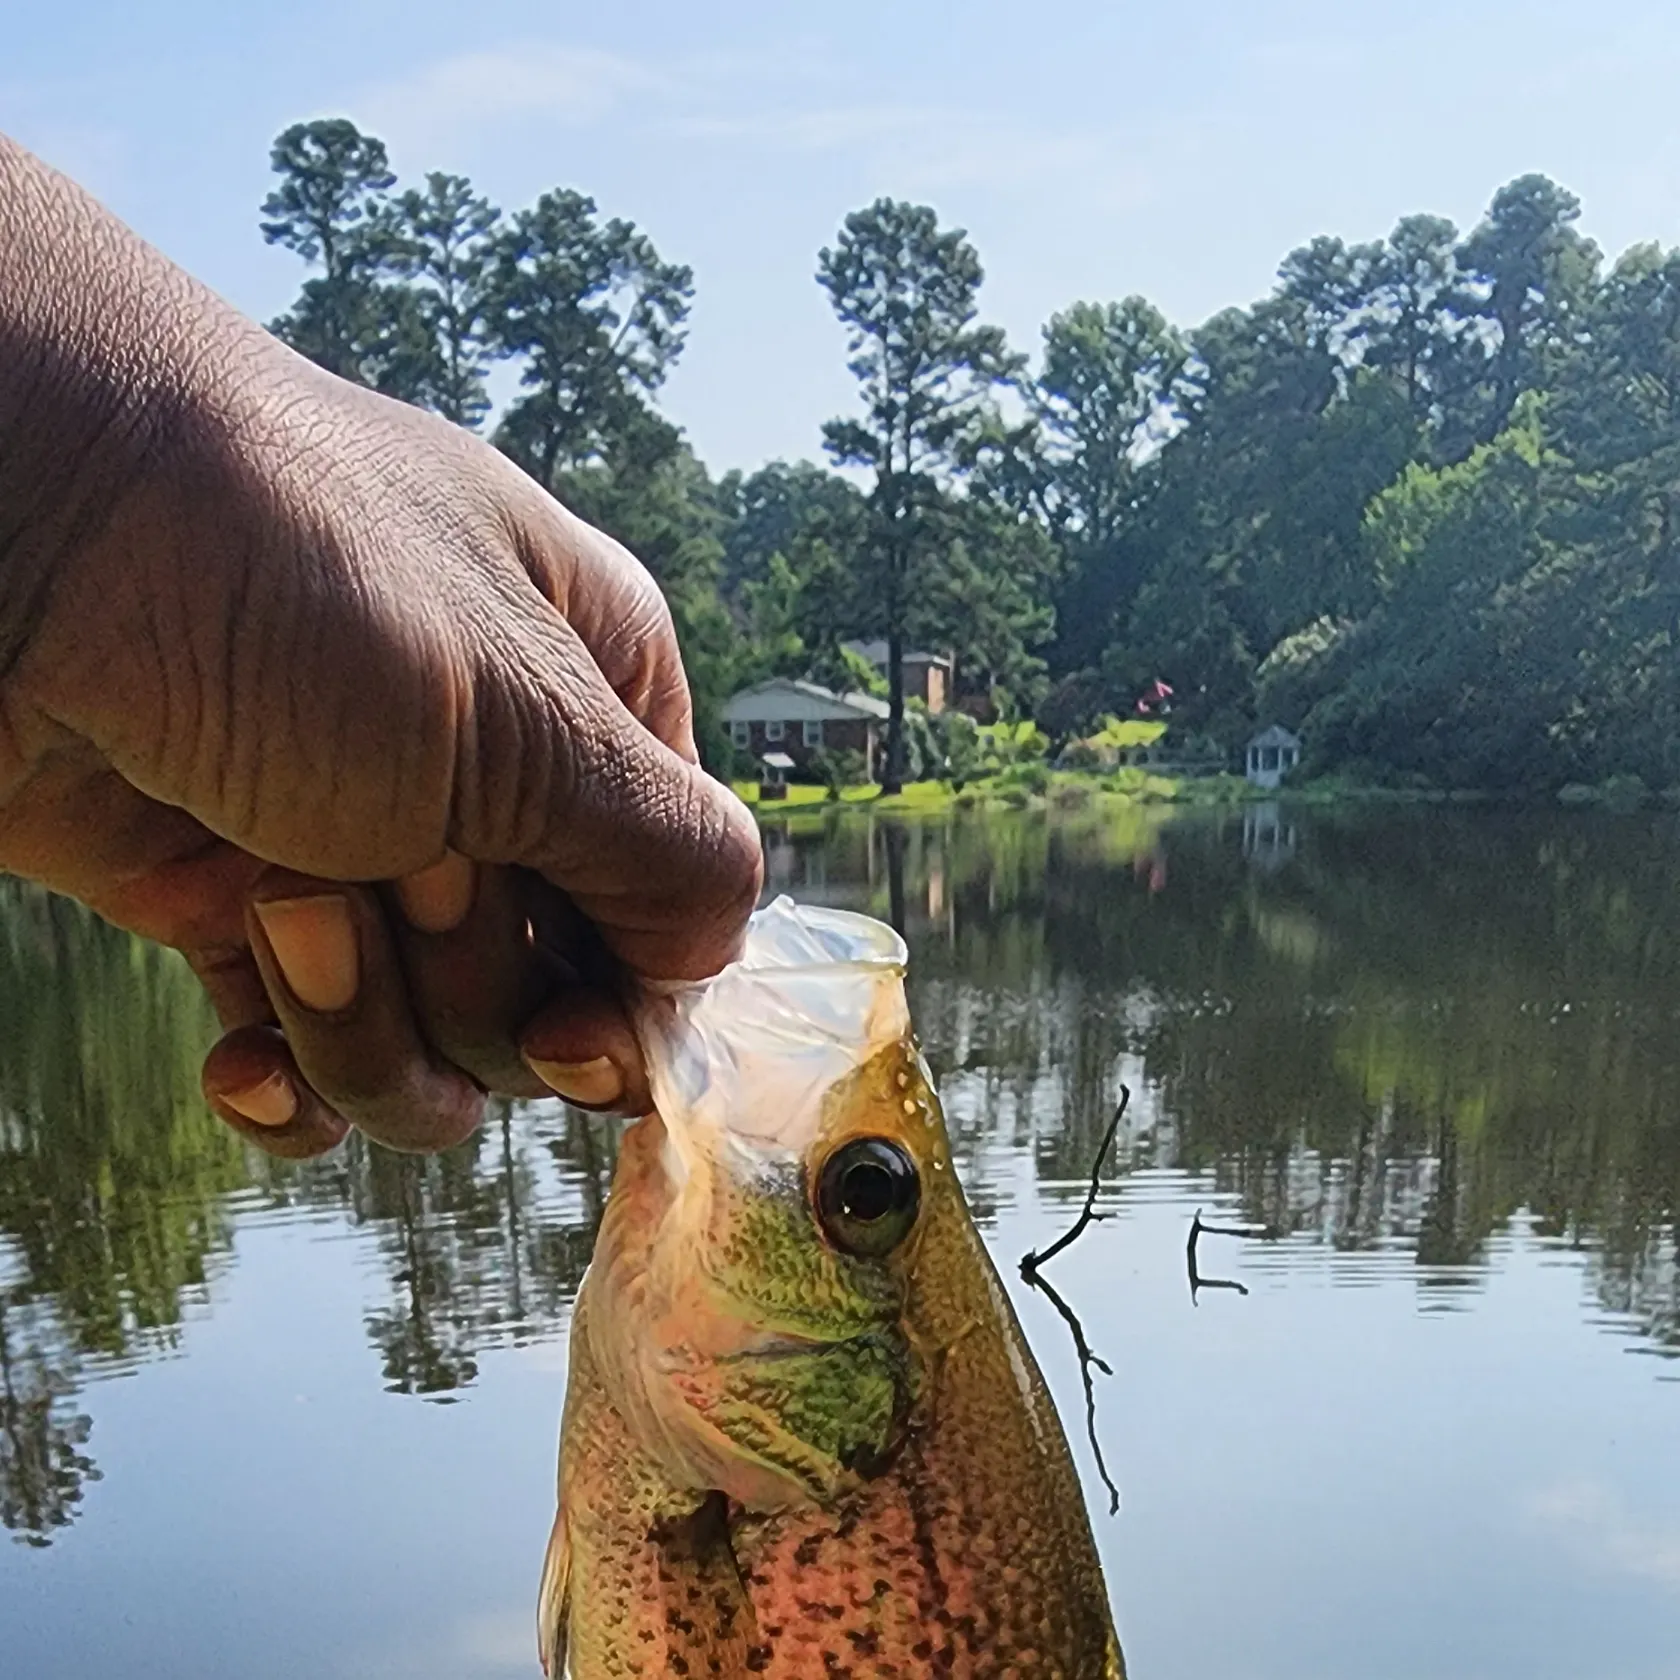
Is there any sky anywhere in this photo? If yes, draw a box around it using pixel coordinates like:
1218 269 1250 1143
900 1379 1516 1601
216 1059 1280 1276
10 1 1680 471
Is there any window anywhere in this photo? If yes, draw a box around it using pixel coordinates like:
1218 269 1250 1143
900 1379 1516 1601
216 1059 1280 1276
803 719 823 748
765 719 786 741
730 720 750 747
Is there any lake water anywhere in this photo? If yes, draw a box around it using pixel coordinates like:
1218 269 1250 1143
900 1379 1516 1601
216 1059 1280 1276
2 803 1677 1679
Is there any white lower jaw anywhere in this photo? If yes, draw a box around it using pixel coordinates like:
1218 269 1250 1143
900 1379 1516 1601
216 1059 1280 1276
638 898 912 1167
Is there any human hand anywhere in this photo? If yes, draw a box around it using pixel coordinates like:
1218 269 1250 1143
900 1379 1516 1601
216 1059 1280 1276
0 138 762 1158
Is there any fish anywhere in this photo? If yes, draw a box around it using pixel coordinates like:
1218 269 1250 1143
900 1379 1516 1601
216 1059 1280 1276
539 897 1123 1679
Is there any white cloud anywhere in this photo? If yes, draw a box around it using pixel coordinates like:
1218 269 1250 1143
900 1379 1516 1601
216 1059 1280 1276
679 102 1118 194
355 41 1118 198
358 44 665 156
1528 1478 1680 1589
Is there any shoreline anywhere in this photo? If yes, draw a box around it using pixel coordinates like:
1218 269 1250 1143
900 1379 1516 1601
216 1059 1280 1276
733 772 1675 823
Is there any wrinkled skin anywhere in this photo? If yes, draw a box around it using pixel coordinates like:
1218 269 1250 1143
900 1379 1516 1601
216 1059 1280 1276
0 134 760 1158
541 1041 1124 1679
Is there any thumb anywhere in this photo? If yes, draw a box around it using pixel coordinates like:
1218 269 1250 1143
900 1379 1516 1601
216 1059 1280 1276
452 575 762 983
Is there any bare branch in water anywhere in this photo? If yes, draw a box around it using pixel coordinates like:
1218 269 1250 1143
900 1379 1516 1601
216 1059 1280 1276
1020 1087 1129 1277
1025 1265 1121 1515
1017 1088 1130 1517
1186 1209 1269 1305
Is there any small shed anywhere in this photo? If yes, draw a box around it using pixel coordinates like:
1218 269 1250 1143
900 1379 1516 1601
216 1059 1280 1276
1245 725 1302 790
758 749 796 800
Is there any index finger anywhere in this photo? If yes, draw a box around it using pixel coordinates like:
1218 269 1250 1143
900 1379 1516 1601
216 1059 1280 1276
503 479 699 760
457 522 762 983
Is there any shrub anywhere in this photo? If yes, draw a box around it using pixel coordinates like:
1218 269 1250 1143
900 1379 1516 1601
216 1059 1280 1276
983 719 1051 768
937 710 985 788
1058 739 1104 772
810 746 868 799
997 762 1051 796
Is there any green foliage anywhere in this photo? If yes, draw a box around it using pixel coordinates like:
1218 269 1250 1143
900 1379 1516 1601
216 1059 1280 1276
979 719 1050 771
1090 716 1167 749
839 647 889 697
256 119 1680 793
935 709 985 788
809 746 868 797
818 198 1023 789
717 460 868 592
261 118 411 388
995 760 1051 796
484 190 691 485
1036 298 1189 671
1454 174 1600 444
386 172 500 427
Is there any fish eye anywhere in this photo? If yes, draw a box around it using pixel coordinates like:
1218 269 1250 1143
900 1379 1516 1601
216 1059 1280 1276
814 1137 921 1258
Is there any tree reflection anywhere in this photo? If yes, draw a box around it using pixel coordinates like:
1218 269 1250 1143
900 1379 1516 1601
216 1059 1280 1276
339 1106 615 1399
0 882 618 1536
5 802 1680 1543
0 1298 99 1546
873 805 1680 1359
0 880 238 1542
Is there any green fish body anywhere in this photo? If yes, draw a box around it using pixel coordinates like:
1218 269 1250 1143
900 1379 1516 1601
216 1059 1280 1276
540 900 1123 1679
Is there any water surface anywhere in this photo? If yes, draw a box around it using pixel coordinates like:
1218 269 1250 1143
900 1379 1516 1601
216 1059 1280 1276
2 805 1677 1678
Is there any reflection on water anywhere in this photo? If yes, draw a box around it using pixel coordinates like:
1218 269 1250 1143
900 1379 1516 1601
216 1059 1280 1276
2 806 1679 1673
0 880 617 1543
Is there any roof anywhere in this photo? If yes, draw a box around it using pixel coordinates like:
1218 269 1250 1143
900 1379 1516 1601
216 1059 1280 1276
1248 725 1303 748
842 639 953 670
721 677 891 723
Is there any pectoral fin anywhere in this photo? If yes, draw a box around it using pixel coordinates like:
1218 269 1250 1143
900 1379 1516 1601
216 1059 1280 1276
537 1503 571 1677
549 1293 761 1676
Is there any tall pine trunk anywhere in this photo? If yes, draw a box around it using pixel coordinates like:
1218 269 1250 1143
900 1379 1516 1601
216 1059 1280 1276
882 622 906 794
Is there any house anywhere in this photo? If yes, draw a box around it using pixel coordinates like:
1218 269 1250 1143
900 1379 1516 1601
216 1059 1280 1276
841 640 953 713
1245 725 1302 790
721 678 891 774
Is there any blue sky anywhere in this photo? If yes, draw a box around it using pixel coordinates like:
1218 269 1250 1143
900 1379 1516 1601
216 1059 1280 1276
9 1 1680 469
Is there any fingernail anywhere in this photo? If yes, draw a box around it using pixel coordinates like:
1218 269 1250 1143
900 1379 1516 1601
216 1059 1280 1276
526 1055 624 1108
254 895 359 1012
395 851 475 933
220 1070 298 1129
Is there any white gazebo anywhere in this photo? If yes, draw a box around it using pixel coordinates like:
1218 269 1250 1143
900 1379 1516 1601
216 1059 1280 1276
1245 725 1302 790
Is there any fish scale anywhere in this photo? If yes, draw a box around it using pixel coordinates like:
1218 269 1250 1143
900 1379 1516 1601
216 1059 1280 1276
543 1295 757 1678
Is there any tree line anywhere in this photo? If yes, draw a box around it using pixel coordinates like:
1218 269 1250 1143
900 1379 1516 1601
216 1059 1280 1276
261 119 1680 794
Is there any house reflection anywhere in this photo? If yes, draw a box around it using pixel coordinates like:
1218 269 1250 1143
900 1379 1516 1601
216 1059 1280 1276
1241 801 1298 870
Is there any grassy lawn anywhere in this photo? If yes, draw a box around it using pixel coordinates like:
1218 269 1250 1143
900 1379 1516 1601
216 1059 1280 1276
730 770 1274 817
732 779 959 812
